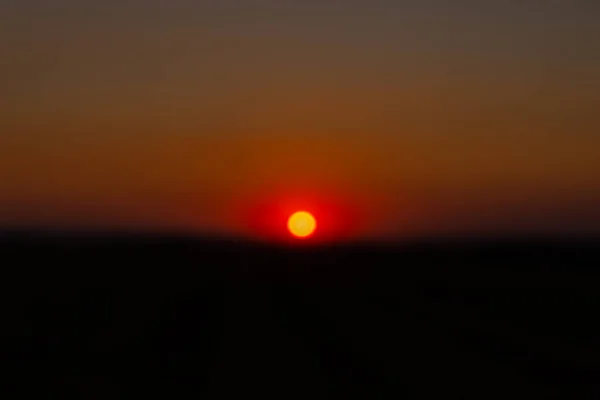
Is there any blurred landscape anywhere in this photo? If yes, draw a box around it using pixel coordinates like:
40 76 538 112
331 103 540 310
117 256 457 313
2 232 599 398
2 2 600 398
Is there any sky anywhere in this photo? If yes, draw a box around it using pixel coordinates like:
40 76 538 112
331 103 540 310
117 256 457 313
1 1 599 241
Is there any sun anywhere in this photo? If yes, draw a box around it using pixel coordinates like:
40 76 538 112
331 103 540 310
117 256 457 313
287 211 317 239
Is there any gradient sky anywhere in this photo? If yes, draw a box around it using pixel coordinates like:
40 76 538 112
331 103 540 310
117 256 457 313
1 1 599 240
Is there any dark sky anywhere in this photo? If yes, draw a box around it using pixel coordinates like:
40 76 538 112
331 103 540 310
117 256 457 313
1 1 599 240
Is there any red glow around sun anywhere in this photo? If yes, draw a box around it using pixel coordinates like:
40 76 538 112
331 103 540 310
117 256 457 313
240 191 365 243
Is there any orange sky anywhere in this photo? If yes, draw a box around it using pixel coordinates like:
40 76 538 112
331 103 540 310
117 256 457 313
1 1 599 240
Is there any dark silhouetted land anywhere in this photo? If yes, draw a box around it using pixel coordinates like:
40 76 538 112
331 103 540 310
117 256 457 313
2 232 599 398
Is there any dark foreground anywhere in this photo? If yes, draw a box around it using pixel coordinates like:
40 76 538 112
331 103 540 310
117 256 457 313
2 233 600 398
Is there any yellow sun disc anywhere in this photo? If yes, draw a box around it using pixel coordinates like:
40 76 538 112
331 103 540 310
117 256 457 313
287 211 317 238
